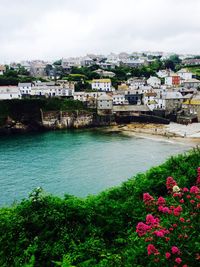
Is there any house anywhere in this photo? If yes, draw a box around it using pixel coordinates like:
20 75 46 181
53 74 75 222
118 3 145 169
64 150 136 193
61 57 81 69
0 65 6 75
164 92 184 113
177 68 192 80
125 91 143 105
143 92 158 111
112 93 127 105
182 58 200 66
81 56 94 67
93 69 116 78
73 92 86 102
118 83 129 90
157 69 171 78
182 79 200 89
0 86 21 100
91 79 113 92
18 83 32 97
182 95 200 121
127 77 146 87
165 74 181 87
97 94 113 115
147 76 161 88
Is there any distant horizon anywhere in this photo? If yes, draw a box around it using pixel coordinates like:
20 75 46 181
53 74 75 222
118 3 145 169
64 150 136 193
1 50 200 64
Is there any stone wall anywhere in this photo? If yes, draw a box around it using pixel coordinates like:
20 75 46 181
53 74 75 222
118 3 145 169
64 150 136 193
41 110 94 129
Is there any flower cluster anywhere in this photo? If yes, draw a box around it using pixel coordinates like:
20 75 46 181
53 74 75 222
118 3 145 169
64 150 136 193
135 167 200 266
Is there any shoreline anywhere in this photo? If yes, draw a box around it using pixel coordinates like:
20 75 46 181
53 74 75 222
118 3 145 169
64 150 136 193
101 122 200 146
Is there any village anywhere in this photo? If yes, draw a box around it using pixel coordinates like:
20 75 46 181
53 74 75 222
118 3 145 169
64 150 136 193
0 52 200 125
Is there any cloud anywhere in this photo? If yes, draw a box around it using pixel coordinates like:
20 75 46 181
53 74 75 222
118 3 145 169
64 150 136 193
0 0 200 62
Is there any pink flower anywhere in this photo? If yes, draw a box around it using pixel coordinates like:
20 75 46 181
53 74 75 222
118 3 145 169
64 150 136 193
190 200 195 204
179 217 185 222
165 252 171 259
183 187 189 192
171 246 180 254
146 214 159 226
153 230 164 237
158 206 170 213
173 206 182 216
157 196 166 206
175 257 182 264
147 244 159 255
143 193 155 205
136 222 151 236
190 186 200 194
166 177 177 190
179 199 184 203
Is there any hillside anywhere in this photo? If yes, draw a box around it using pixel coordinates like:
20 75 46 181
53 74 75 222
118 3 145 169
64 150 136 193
0 148 199 266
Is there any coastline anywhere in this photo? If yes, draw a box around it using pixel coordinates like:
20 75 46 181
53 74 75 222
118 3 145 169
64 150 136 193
101 122 200 146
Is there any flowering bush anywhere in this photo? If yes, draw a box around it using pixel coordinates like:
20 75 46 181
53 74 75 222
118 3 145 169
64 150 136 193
136 167 200 266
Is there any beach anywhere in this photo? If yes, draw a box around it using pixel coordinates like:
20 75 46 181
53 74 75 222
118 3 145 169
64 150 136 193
103 122 200 145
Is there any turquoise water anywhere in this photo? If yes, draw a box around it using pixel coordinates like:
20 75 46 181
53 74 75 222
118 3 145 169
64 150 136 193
0 130 191 205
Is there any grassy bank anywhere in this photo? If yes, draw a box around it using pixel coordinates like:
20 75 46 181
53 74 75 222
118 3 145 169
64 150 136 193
0 148 199 266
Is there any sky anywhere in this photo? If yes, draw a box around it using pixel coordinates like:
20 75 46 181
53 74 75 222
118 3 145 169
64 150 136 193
0 0 200 62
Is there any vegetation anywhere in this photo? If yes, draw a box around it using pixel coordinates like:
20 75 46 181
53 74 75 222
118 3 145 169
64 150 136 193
187 66 200 79
0 99 88 126
0 148 199 266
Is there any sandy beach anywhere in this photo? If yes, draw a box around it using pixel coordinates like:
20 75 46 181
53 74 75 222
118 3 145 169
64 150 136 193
103 122 200 145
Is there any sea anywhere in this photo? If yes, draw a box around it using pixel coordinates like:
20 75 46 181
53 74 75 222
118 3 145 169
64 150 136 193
0 129 192 205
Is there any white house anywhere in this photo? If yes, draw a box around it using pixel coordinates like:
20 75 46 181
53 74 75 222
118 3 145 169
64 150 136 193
147 76 161 88
165 74 181 87
127 77 146 87
0 86 21 100
112 93 127 105
143 92 157 111
91 79 113 92
31 85 74 97
177 68 192 80
156 69 171 78
182 79 200 89
0 65 6 75
18 82 32 96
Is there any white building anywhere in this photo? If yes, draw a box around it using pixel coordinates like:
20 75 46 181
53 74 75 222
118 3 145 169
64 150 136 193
147 76 161 88
182 79 200 89
177 68 192 80
18 83 32 96
91 79 113 92
112 93 127 105
73 91 106 102
156 69 171 78
0 86 21 100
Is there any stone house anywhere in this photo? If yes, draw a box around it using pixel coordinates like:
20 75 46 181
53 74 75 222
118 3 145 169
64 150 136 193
182 96 200 121
97 94 113 115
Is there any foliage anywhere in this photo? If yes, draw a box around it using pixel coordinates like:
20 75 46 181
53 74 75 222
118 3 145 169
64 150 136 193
0 149 199 266
135 171 200 266
0 99 88 126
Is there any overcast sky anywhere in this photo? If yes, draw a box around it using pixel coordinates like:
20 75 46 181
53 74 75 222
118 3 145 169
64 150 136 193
0 0 200 62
